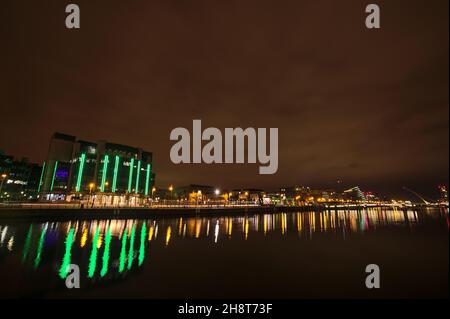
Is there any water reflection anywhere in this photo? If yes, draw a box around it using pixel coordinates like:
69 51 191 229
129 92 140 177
0 207 448 294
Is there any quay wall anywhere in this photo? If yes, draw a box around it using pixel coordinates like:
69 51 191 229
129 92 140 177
0 204 401 222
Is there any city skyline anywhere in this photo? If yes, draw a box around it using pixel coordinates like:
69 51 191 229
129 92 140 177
1 0 448 198
0 133 447 202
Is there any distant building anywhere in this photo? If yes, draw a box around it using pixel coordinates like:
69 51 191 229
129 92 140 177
231 188 264 203
343 186 366 202
0 154 42 201
363 191 379 202
39 132 155 205
438 185 448 203
177 185 215 202
279 186 337 205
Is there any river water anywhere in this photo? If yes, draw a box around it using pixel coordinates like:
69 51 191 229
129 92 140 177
0 207 448 298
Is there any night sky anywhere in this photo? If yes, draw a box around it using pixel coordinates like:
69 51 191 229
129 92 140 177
1 0 448 199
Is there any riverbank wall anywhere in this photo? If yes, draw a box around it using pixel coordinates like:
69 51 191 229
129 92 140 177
0 204 409 222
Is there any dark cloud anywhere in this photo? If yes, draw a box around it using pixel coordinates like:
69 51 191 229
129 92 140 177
0 0 448 198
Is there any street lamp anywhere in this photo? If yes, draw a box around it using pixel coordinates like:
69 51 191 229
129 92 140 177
103 181 109 207
0 173 7 200
150 186 156 207
169 185 174 200
89 183 95 207
214 189 220 207
196 190 202 206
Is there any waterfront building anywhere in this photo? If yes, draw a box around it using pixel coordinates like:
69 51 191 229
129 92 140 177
177 185 215 202
230 188 264 203
343 186 367 202
0 153 42 201
39 132 155 206
438 185 448 204
279 186 317 205
172 185 248 203
363 191 380 202
277 186 355 205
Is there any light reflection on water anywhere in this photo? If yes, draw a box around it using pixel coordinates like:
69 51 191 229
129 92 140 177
0 207 448 298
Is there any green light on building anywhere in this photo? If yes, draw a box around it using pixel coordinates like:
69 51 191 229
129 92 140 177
37 162 45 193
112 155 119 193
128 158 135 193
145 164 151 196
50 161 58 191
135 160 141 194
100 154 109 192
76 153 86 192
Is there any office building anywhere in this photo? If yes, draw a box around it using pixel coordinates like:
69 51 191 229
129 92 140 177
39 132 155 206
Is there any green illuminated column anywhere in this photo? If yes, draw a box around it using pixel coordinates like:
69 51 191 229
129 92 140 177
50 161 58 191
37 162 45 193
127 158 135 193
145 164 151 196
135 160 141 194
112 155 119 193
100 154 109 192
76 153 86 192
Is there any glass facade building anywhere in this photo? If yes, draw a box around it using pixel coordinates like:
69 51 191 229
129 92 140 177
0 153 42 201
40 133 155 205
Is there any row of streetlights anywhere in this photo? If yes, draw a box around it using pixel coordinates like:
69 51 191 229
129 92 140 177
88 181 158 197
0 175 243 204
162 186 247 202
